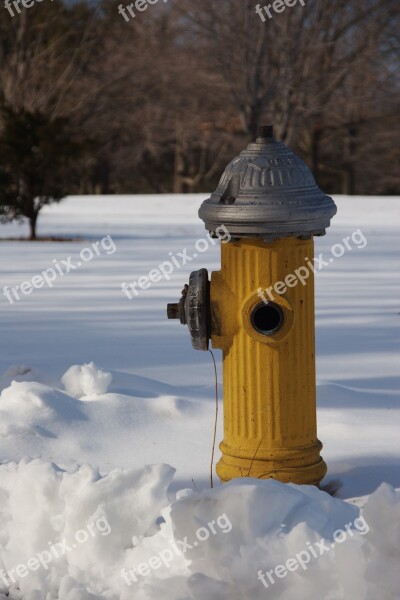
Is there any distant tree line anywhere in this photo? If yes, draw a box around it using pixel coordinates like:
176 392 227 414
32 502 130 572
0 0 399 203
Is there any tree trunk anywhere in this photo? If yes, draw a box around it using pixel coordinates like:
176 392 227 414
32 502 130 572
342 125 358 195
311 126 323 186
29 212 38 241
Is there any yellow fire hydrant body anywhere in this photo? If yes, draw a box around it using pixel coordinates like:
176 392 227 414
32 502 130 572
212 238 326 484
167 125 336 486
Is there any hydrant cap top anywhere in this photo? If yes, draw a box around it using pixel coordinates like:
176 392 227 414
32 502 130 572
198 125 337 240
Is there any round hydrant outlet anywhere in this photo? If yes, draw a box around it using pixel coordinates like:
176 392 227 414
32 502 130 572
167 125 337 486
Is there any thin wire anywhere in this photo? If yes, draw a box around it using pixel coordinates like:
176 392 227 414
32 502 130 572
247 415 273 477
208 349 219 488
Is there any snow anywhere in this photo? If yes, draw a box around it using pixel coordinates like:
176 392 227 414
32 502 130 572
0 194 399 598
61 363 113 399
0 459 399 599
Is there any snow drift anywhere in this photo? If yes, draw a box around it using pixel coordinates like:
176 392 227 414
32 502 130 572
0 458 398 600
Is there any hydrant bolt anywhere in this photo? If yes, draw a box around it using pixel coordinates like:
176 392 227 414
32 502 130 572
167 303 180 320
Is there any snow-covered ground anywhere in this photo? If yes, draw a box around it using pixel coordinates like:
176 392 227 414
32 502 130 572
0 195 399 599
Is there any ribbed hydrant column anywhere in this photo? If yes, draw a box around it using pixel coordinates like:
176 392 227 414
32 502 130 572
211 237 326 484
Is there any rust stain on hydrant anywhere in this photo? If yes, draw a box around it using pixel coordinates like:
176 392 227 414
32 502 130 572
167 125 337 486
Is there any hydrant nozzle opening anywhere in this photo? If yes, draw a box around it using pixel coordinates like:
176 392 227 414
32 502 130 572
251 302 284 336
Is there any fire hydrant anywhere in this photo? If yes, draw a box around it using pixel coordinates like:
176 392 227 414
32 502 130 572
167 126 337 485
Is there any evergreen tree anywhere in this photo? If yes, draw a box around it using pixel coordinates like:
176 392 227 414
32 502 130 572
0 102 86 240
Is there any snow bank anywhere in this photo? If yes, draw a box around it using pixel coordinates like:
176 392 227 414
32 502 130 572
0 366 205 478
0 459 398 600
0 381 85 439
0 366 53 393
0 459 175 600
